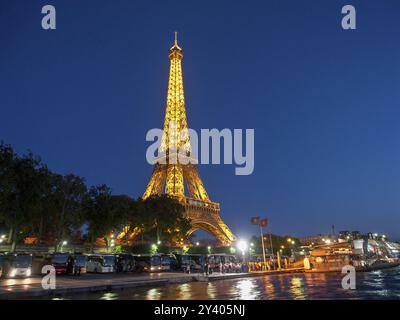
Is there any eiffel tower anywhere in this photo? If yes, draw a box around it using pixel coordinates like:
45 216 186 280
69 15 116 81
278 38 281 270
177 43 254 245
142 33 235 246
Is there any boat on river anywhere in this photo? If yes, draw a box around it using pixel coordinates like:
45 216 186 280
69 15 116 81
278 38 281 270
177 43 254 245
304 239 400 273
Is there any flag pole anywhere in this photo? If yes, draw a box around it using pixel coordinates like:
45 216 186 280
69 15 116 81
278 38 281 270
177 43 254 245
260 224 267 270
269 231 275 270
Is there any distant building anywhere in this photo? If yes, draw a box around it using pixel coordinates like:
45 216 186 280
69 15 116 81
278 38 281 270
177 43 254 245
339 231 388 242
298 234 337 246
338 230 362 241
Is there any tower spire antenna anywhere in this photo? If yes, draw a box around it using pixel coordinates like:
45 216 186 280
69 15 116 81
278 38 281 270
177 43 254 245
174 31 178 45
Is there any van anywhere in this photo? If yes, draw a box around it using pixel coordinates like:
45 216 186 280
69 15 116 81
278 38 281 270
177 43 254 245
207 254 242 273
160 254 171 271
67 254 88 275
50 253 70 275
175 254 206 272
134 254 161 272
0 254 4 277
1 253 33 278
87 254 115 273
115 254 135 272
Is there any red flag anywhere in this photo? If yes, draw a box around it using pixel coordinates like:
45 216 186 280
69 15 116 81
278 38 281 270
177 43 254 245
260 218 268 228
251 216 260 225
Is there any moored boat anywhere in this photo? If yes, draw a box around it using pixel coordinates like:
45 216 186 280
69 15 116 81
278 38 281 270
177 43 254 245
304 238 400 273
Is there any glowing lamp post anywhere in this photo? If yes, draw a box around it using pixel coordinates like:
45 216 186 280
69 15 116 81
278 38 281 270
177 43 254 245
237 240 248 270
61 240 67 253
237 240 248 255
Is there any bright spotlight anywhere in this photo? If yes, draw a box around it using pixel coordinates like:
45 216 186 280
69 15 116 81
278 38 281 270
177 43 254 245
237 240 248 254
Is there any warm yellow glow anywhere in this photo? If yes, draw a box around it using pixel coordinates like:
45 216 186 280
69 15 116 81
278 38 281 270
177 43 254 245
141 34 235 246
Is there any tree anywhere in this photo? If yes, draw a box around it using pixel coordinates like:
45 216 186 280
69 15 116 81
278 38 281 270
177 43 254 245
0 142 16 243
249 234 300 257
0 143 47 251
84 185 116 252
109 195 138 245
48 174 87 251
139 195 191 245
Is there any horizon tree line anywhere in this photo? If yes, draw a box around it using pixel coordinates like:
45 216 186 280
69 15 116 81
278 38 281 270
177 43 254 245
0 142 191 252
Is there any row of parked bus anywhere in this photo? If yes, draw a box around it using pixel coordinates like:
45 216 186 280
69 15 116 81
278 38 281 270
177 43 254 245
0 252 244 279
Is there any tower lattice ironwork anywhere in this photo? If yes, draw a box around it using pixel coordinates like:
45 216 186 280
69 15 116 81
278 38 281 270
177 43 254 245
143 33 235 246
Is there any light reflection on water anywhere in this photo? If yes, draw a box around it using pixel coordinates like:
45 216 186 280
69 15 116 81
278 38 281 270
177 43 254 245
177 283 192 300
206 283 216 300
54 267 400 300
290 277 305 300
100 292 118 300
234 279 258 300
146 288 161 300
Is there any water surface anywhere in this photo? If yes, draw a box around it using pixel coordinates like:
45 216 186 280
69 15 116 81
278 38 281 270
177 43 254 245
55 267 400 300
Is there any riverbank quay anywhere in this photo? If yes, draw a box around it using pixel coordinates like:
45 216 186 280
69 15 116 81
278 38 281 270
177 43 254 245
0 269 304 299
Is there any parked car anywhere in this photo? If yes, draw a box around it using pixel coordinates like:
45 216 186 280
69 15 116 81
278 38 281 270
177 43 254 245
134 254 162 272
1 253 33 278
115 254 135 272
87 254 115 273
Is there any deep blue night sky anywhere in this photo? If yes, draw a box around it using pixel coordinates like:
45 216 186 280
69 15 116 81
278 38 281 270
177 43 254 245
1 1 399 240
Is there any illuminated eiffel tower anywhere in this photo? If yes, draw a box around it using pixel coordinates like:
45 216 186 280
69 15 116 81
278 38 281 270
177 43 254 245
143 33 235 246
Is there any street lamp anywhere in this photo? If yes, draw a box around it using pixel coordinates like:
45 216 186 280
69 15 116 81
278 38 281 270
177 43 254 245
196 242 200 246
60 240 67 253
207 246 212 253
237 240 248 266
237 240 248 254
